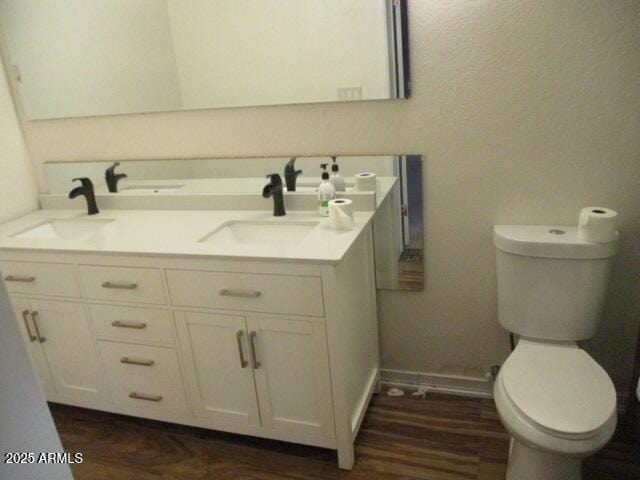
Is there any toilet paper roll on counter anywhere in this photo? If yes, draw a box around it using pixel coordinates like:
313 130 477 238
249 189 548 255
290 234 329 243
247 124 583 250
328 199 354 230
577 207 618 243
354 172 377 191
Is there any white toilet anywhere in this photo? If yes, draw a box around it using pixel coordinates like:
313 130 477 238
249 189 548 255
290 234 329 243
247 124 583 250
493 225 619 480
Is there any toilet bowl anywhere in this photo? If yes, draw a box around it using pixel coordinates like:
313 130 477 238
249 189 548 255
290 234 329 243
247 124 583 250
494 339 617 479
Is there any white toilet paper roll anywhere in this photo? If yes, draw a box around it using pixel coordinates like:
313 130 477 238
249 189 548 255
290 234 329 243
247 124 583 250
355 172 377 191
577 207 618 243
328 199 354 230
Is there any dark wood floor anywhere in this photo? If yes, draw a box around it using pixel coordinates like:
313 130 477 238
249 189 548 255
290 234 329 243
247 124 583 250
50 388 640 479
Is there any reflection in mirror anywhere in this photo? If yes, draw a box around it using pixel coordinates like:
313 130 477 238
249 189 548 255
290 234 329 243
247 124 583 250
0 0 409 120
43 155 424 291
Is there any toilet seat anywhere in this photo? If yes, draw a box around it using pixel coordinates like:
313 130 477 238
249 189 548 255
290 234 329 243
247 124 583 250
500 340 616 440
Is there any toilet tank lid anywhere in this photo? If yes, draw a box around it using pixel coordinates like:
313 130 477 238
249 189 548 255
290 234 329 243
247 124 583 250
494 225 619 259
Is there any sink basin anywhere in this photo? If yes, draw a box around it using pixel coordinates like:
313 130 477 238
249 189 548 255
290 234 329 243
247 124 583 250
199 220 318 247
12 218 114 241
120 184 184 194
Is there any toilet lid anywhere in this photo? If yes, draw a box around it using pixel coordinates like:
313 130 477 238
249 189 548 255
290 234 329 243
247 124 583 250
501 341 616 438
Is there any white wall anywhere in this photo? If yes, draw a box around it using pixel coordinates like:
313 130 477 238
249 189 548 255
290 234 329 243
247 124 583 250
0 53 38 221
165 0 390 108
0 0 182 119
11 1 640 388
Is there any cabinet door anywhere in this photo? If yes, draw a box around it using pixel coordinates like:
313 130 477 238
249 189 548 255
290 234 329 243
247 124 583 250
9 297 56 398
247 317 335 439
175 311 260 427
30 299 104 403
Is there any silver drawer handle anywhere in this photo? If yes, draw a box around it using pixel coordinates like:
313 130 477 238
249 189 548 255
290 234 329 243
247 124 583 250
111 320 147 330
5 275 35 283
249 331 261 369
236 330 248 368
31 311 46 343
129 392 162 402
22 310 37 342
220 288 261 298
102 281 138 290
120 356 154 367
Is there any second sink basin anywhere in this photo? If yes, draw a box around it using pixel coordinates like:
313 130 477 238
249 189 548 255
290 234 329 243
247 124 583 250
12 218 114 241
199 220 318 247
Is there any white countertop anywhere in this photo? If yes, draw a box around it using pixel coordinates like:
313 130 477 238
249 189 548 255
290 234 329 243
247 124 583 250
0 209 374 264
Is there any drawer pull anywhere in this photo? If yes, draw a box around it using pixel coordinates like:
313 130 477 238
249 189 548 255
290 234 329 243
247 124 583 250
111 320 147 330
31 311 46 343
102 281 138 290
249 331 261 369
5 275 35 283
236 330 248 368
129 392 162 402
120 356 154 367
22 310 37 342
220 288 261 298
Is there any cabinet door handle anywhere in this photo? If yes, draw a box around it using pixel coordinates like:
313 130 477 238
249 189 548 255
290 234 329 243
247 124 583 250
111 320 147 329
31 311 45 343
102 281 138 290
249 331 261 369
22 310 37 342
120 357 154 367
129 392 162 402
5 275 35 283
220 288 261 298
236 330 248 368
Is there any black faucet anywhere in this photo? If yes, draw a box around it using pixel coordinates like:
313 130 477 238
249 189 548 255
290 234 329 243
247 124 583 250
284 157 302 192
69 178 99 215
105 162 127 193
263 174 286 217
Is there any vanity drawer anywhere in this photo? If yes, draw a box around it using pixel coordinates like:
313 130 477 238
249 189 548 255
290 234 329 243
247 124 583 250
98 341 188 414
0 261 80 298
166 269 324 317
78 265 166 304
89 304 174 346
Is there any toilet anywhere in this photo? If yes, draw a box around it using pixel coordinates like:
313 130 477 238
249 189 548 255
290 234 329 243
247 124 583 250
493 225 619 480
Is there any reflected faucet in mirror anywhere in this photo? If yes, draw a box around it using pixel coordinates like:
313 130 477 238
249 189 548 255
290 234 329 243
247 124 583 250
284 157 303 192
263 174 286 217
105 162 127 193
69 177 99 215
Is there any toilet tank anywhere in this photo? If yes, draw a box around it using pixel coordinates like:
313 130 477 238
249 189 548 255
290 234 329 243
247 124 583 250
494 225 618 341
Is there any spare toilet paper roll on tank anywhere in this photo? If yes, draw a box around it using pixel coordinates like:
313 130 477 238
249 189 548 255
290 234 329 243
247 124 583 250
328 199 354 230
577 207 618 243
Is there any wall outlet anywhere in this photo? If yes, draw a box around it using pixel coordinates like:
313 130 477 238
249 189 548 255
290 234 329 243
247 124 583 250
337 86 363 101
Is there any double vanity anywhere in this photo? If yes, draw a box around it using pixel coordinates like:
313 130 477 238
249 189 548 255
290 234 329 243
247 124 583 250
0 209 380 470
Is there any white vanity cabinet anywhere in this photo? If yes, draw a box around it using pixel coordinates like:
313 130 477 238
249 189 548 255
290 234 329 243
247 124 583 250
0 224 379 470
8 295 104 403
176 311 335 442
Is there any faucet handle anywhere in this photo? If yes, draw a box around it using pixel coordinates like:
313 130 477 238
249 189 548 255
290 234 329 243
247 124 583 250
265 173 282 184
72 177 94 188
106 162 120 174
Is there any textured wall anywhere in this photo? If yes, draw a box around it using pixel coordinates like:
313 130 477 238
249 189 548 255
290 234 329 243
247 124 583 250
0 54 38 221
11 1 640 387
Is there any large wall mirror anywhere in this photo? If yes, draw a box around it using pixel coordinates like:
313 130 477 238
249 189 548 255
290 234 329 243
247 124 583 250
43 155 424 291
0 0 410 120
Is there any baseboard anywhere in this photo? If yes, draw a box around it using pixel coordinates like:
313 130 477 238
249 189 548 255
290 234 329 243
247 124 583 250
380 368 493 399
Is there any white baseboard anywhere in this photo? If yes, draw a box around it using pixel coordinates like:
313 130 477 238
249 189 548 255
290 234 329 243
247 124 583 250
381 369 631 407
380 368 493 399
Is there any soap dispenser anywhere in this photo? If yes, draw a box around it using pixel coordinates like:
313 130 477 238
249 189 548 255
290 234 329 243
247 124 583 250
317 163 336 217
329 156 346 192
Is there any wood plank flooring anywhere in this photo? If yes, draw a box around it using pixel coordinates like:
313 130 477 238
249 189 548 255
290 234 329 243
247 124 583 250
50 388 639 479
